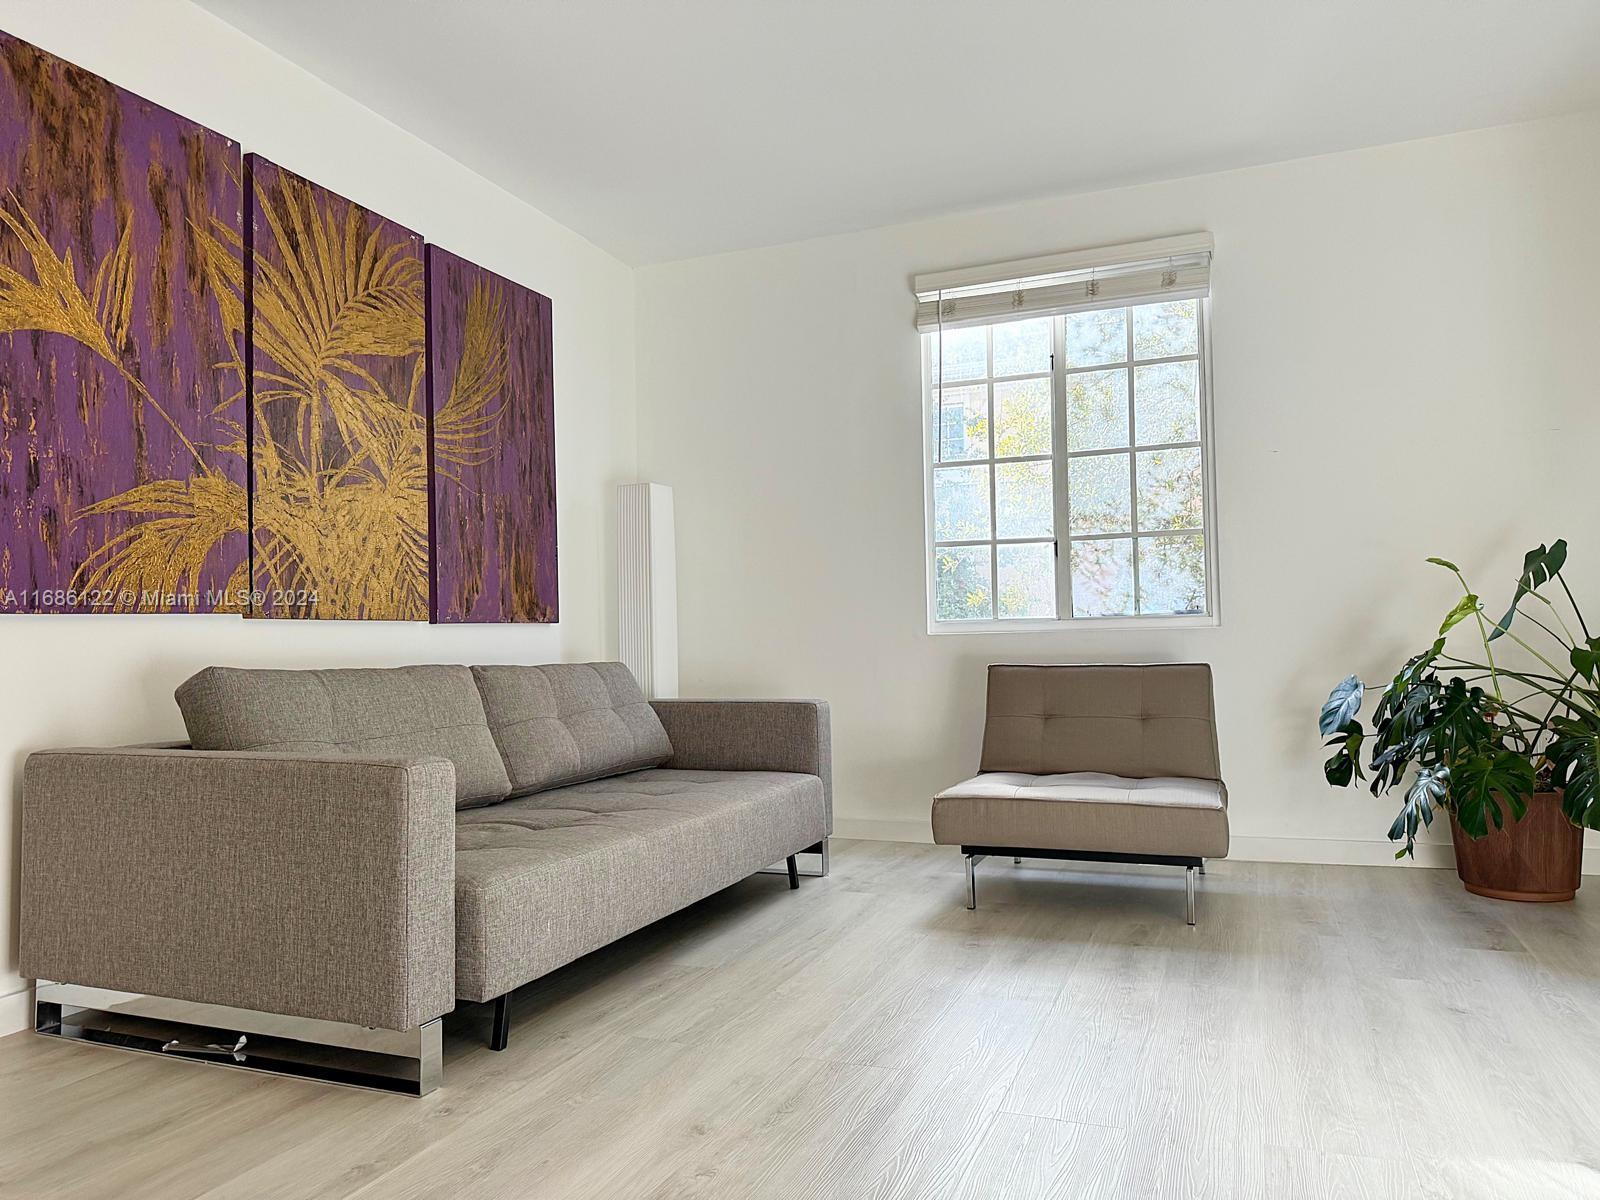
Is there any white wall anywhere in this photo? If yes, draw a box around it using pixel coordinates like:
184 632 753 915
0 0 638 1032
638 113 1600 866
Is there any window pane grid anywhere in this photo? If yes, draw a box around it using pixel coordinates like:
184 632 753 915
931 317 1057 620
1058 299 1207 619
928 300 1208 626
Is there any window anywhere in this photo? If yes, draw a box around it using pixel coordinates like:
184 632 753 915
918 235 1216 630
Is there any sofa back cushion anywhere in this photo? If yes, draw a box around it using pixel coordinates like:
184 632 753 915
176 665 512 808
471 662 672 795
980 663 1221 781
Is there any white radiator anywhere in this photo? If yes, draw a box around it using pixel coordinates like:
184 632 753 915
617 482 678 699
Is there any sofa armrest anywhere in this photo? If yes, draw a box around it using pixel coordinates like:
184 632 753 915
650 700 832 832
19 747 456 1032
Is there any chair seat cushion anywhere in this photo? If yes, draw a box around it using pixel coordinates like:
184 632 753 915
932 771 1228 859
453 768 826 1001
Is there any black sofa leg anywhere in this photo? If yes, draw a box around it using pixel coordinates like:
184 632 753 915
489 992 511 1051
787 855 800 889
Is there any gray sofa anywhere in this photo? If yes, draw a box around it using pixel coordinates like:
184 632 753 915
19 662 830 1093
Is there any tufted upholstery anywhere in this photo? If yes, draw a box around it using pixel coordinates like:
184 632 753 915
453 768 826 999
979 663 1221 781
176 664 512 808
471 662 673 797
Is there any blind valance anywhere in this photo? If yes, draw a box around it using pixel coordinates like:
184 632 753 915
913 233 1212 332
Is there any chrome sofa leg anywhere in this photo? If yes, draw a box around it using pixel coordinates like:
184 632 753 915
33 979 443 1095
34 998 61 1033
418 1019 444 1092
1186 865 1197 926
819 837 830 877
965 853 986 910
1013 856 1022 865
1198 859 1207 875
787 855 799 889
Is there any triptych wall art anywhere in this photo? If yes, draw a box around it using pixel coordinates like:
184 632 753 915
0 32 557 623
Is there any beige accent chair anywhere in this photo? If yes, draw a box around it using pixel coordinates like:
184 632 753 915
932 664 1228 924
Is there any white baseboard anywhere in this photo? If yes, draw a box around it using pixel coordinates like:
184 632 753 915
834 818 932 843
832 821 1600 876
0 986 31 1038
1227 835 1456 869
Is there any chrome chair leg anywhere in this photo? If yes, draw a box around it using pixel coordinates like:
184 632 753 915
1185 865 1197 926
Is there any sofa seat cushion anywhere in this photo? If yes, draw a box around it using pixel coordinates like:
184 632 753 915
453 768 826 1000
471 662 672 796
931 771 1229 859
176 665 511 809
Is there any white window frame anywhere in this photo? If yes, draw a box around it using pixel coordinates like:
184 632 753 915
921 297 1220 635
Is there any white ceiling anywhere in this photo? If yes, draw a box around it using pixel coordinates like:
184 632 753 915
193 0 1600 265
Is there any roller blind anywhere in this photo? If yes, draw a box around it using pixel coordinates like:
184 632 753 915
913 233 1212 332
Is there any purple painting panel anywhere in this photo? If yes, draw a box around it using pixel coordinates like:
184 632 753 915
246 155 427 621
426 245 557 623
0 33 247 614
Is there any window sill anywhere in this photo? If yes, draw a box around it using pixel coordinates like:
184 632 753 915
927 613 1219 636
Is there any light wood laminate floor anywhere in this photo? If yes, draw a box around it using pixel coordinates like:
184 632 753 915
2 840 1598 1199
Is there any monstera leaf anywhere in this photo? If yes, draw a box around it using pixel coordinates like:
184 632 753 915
1438 593 1481 636
1425 678 1499 765
1489 540 1569 641
1449 751 1536 839
1547 714 1600 830
1320 675 1365 737
1364 666 1492 797
1370 641 1444 734
1387 767 1448 858
1323 720 1365 788
1569 639 1600 684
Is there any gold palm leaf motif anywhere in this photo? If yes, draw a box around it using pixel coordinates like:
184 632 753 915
246 164 429 619
193 212 247 415
249 173 423 384
434 280 509 476
0 197 130 361
72 475 247 612
0 192 243 609
0 196 203 461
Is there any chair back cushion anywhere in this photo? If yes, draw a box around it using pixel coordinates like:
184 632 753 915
471 662 672 796
176 665 512 808
979 663 1221 780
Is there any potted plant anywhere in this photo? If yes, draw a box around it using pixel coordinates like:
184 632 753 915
1319 541 1599 900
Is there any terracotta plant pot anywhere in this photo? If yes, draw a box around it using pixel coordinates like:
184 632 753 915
1450 790 1583 902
